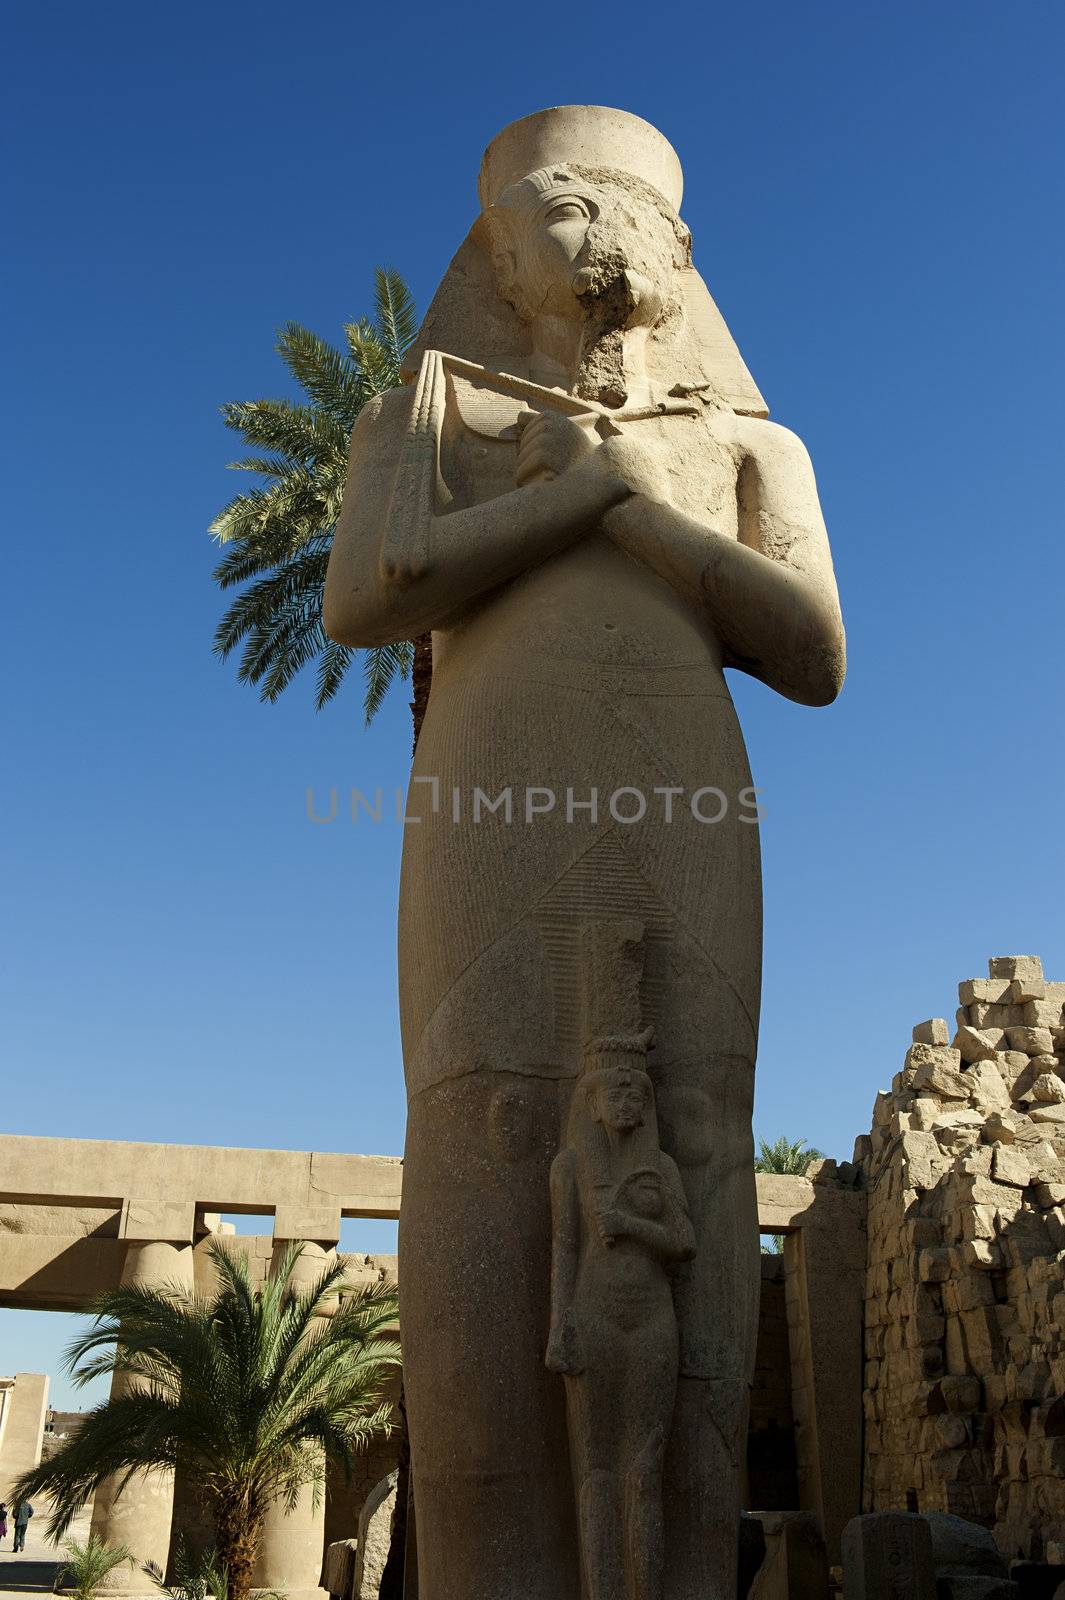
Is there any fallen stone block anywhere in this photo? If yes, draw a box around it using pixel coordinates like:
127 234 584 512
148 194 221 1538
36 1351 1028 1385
961 979 1013 1005
1023 999 1064 1029
969 1002 1025 1029
843 1513 936 1600
1023 1073 1065 1105
934 1109 985 1130
967 1061 1010 1110
1010 976 1047 1003
985 1109 1025 1143
925 1512 1009 1577
991 1144 1030 1187
914 1018 951 1046
989 956 1044 984
323 1539 359 1600
956 1027 1008 1063
962 1239 1000 1269
936 1374 983 1412
1007 1027 1055 1057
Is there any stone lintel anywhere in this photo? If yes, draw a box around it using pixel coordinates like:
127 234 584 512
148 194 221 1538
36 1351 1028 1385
756 1172 817 1231
120 1198 196 1244
0 1134 403 1218
273 1204 342 1245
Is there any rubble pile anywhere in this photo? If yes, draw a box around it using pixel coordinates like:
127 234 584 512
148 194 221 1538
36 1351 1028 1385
859 956 1065 1557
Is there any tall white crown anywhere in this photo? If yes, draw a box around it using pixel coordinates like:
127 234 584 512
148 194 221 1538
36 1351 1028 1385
478 105 684 212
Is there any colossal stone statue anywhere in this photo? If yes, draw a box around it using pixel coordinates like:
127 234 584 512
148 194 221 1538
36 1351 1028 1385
325 105 845 1600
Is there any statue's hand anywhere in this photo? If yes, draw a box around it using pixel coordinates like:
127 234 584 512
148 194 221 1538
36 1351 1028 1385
514 410 596 486
593 433 670 505
546 1310 584 1375
598 1207 624 1246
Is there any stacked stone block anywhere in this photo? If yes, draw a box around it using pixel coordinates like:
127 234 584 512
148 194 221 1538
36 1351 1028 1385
860 956 1065 1557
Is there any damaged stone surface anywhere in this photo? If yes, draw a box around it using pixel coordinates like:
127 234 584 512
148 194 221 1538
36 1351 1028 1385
860 956 1065 1557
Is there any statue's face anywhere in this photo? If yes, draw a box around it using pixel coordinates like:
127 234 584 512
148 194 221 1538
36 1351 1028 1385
523 187 599 317
489 169 683 330
595 1071 648 1132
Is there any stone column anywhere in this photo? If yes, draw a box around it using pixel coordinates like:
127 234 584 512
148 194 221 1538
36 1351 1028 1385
91 1201 196 1589
252 1211 340 1600
0 1372 49 1497
782 1187 866 1563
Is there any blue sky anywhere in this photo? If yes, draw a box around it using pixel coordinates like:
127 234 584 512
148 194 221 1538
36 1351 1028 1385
4 1 1063 1405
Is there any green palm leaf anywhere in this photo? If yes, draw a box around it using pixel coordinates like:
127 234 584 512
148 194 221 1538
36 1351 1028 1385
13 1242 400 1600
362 639 413 724
208 273 418 721
373 267 418 372
754 1135 825 1174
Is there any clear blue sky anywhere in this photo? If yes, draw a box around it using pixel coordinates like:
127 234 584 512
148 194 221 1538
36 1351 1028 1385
4 1 1063 1405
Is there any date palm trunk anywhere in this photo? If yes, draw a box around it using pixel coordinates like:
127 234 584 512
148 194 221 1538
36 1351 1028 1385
410 633 432 751
214 1495 262 1600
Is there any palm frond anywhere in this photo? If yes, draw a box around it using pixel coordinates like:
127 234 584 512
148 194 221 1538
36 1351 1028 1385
208 274 419 719
275 323 362 426
754 1135 825 1175
362 640 412 724
314 639 354 709
373 268 418 372
56 1535 135 1600
343 319 397 399
219 399 348 467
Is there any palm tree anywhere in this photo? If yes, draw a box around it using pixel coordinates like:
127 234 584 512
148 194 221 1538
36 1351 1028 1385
211 269 432 737
56 1535 134 1599
755 1136 827 1253
754 1135 825 1175
12 1242 400 1600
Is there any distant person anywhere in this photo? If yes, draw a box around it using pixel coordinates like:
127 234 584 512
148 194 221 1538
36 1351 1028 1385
0 1501 8 1546
12 1500 32 1552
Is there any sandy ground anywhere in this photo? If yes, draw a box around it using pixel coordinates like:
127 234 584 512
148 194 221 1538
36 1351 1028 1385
0 1503 93 1599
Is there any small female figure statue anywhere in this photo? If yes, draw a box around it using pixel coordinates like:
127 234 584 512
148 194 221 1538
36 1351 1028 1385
548 1030 696 1600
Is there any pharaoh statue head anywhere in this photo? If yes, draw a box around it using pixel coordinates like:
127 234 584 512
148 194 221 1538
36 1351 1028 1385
402 105 768 418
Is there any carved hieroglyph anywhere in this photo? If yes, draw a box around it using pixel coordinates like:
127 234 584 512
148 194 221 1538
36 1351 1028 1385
325 105 845 1600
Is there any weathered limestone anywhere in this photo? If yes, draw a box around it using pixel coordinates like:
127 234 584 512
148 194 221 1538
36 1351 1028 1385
0 1372 49 1497
353 1473 397 1599
860 957 1065 1556
0 1134 402 1219
755 1174 867 1560
91 1233 196 1589
325 103 844 1600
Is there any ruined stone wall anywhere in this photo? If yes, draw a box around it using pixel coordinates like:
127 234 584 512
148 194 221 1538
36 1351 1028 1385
860 955 1065 1558
748 1252 799 1511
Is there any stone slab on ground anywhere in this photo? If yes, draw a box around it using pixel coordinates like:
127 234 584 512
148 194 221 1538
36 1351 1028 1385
842 1513 936 1600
